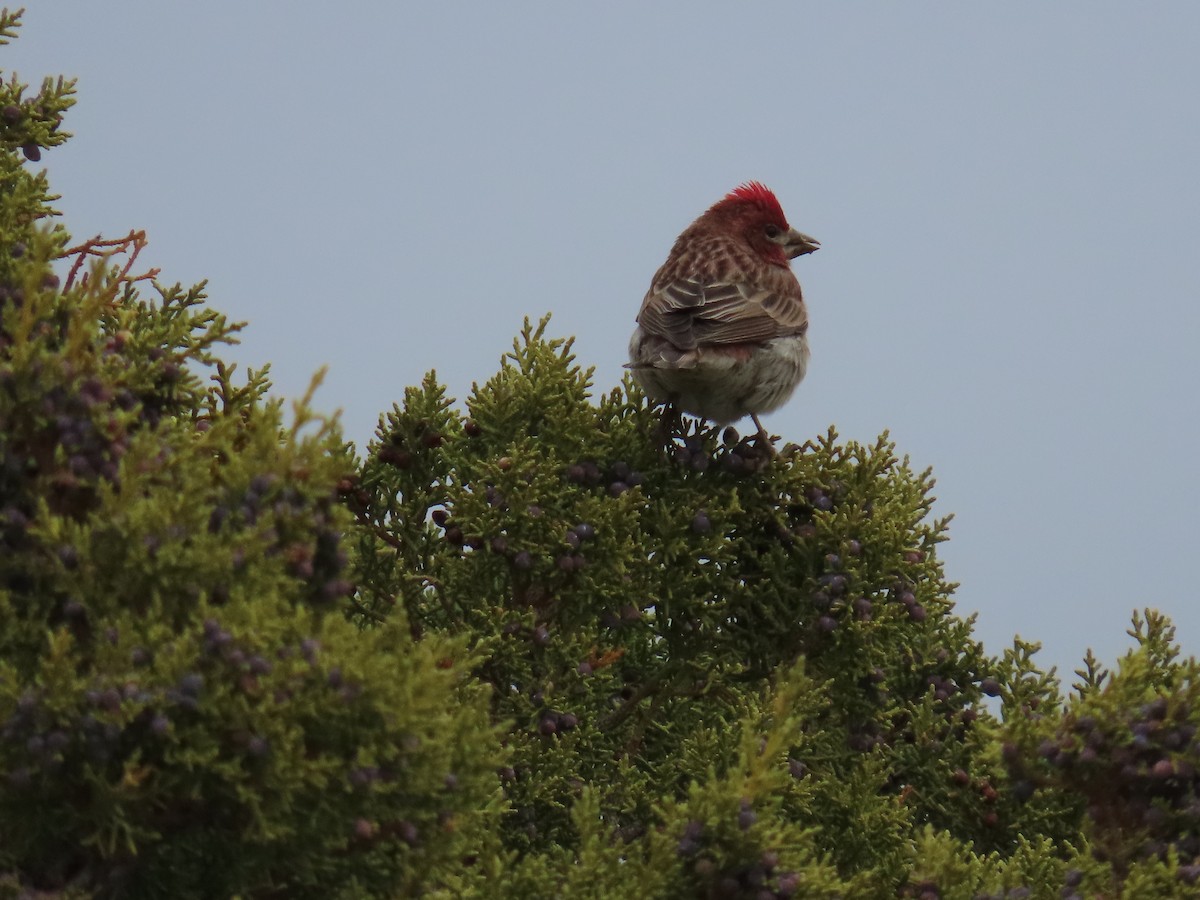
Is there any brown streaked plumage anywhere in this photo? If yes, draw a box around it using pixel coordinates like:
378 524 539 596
627 182 819 442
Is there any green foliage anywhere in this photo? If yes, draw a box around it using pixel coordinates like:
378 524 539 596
5 11 1200 898
351 316 1012 873
0 15 500 899
999 612 1200 890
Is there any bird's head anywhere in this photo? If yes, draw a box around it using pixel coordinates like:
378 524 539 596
707 182 819 267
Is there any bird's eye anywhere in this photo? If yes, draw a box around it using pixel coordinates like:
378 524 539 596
763 224 781 239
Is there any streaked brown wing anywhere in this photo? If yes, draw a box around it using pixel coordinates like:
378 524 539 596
636 278 807 351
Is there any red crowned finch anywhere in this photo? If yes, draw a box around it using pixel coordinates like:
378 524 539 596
627 182 819 445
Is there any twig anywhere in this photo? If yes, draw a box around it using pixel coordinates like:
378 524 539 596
347 596 386 623
600 672 668 731
58 230 159 295
407 573 456 622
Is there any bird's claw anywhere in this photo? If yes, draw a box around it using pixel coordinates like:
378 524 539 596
750 414 779 457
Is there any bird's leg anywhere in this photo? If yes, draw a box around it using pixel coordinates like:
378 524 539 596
750 414 778 456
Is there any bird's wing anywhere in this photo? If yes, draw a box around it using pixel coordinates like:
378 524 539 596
636 278 807 351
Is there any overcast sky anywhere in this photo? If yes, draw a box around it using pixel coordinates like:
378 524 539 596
10 3 1200 679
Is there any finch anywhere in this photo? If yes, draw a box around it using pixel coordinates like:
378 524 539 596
627 182 819 444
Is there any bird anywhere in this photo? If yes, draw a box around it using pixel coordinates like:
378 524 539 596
627 182 819 446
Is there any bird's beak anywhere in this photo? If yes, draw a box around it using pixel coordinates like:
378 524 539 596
784 229 820 258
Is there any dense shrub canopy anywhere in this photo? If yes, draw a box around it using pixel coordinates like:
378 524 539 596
3 12 1200 899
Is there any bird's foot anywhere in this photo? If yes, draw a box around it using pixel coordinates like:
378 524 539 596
750 414 779 457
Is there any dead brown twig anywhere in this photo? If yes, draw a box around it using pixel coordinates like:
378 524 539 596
58 230 160 296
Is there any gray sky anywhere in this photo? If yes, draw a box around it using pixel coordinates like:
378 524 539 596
11 4 1200 678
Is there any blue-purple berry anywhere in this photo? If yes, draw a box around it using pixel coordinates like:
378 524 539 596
737 800 756 830
178 673 204 698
